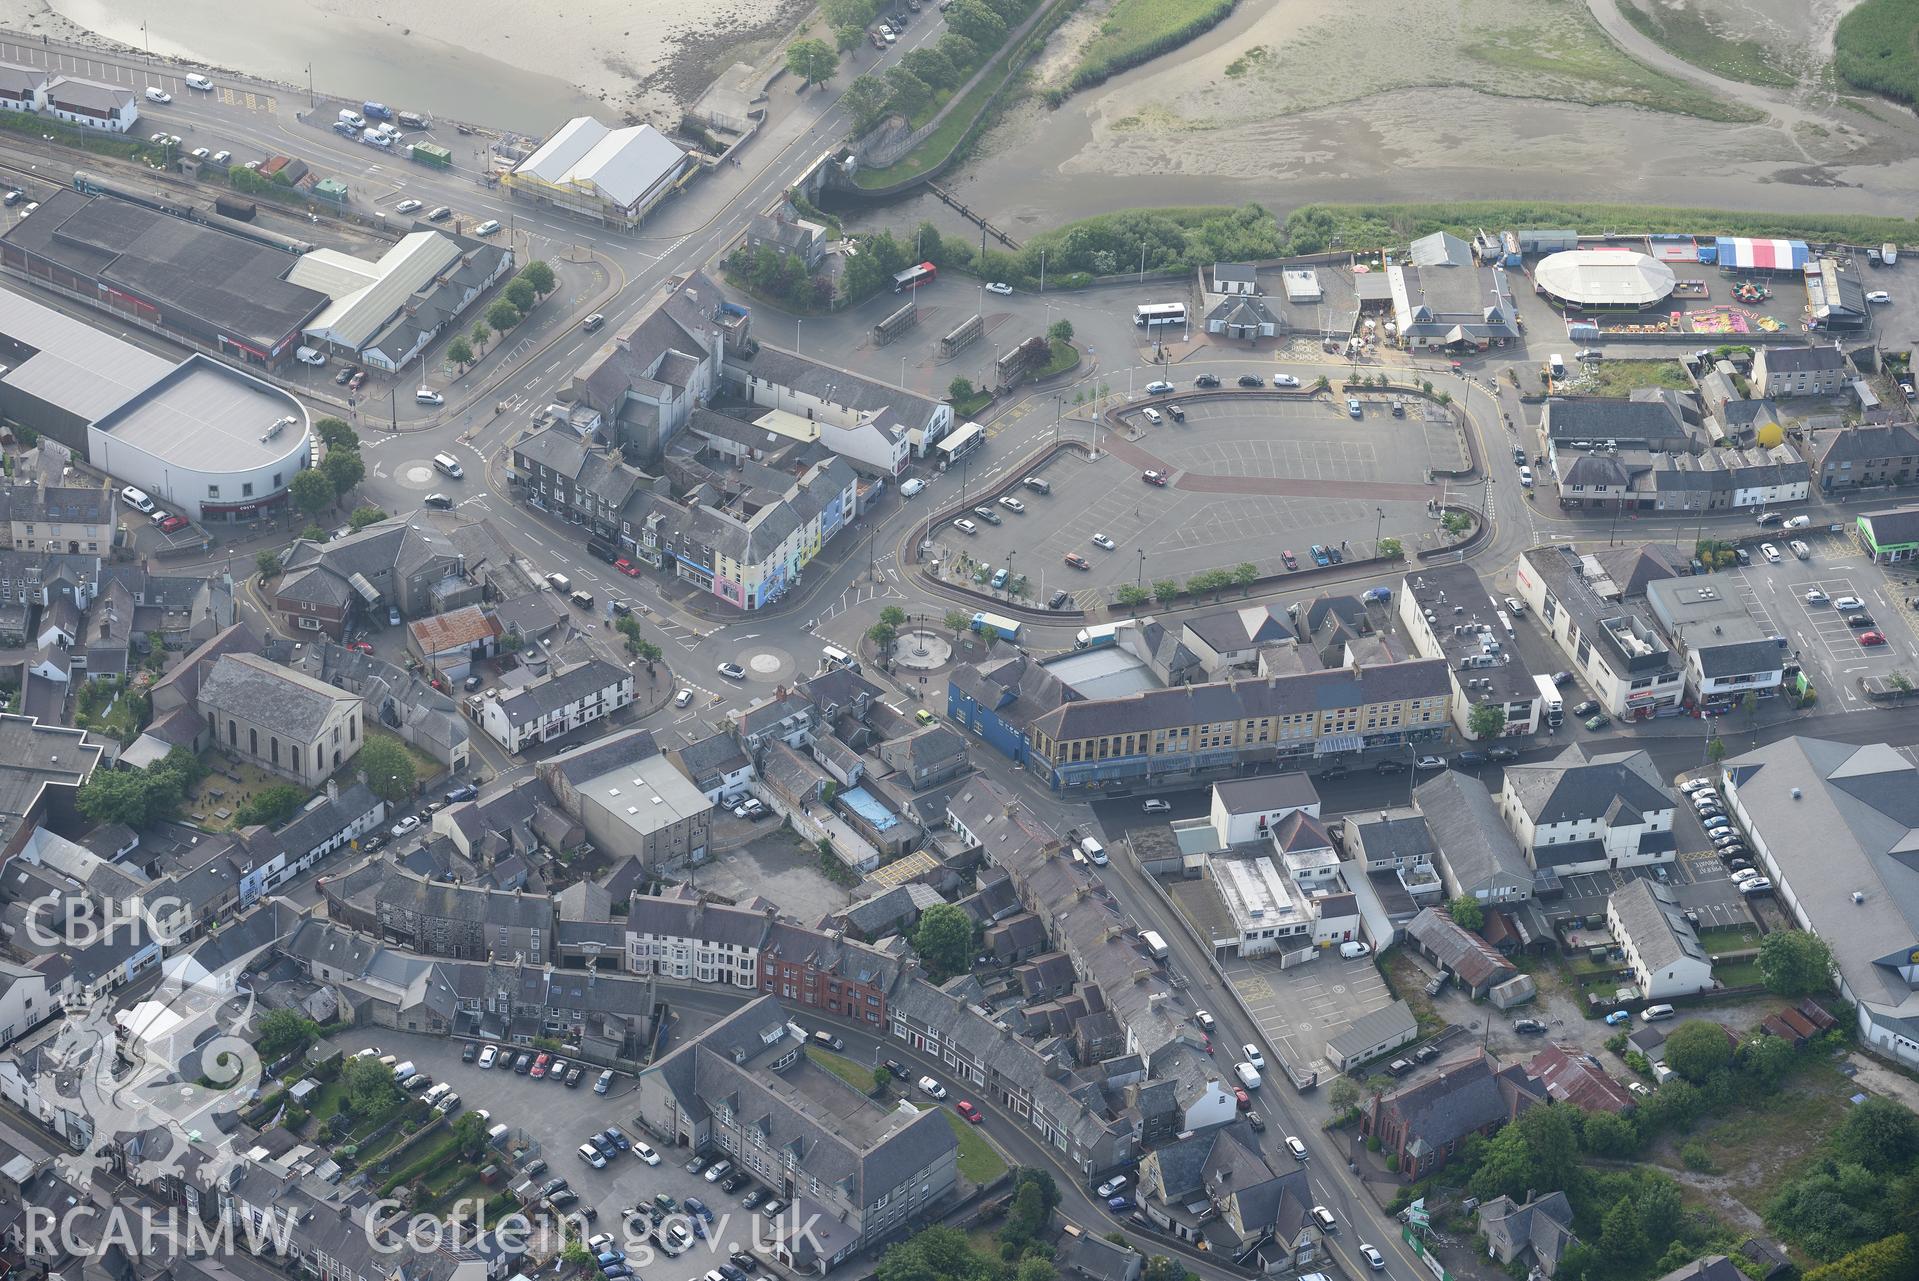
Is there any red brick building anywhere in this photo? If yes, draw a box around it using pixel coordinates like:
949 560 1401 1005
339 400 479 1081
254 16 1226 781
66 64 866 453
760 922 890 1027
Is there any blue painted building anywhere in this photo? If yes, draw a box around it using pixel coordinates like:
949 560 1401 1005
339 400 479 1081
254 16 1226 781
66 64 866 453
946 649 1072 768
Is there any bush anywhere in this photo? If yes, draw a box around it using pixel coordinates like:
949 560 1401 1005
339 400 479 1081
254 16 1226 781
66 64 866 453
1067 0 1237 95
1680 1142 1715 1172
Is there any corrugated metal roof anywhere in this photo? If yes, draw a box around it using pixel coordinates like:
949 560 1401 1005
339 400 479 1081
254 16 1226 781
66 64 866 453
296 233 463 350
515 117 687 209
0 284 173 420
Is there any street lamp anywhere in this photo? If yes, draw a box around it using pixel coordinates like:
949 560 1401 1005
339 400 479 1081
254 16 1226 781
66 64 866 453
1137 548 1146 592
1006 551 1016 598
796 317 803 353
1375 506 1385 554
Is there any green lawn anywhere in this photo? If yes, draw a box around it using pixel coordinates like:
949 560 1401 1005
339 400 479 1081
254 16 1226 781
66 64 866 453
1651 1060 1853 1218
945 1110 1008 1184
1712 958 1765 988
1836 0 1919 103
1697 924 1762 954
1070 0 1236 90
1575 358 1694 398
808 1047 877 1092
1618 0 1798 89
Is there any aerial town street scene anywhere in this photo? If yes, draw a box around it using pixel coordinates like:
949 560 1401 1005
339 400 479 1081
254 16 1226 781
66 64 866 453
5 3 1919 1281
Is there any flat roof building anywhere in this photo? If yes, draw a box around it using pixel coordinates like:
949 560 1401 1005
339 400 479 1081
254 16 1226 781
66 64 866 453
1398 563 1542 740
88 354 312 522
1645 577 1784 711
1513 545 1685 721
569 749 713 869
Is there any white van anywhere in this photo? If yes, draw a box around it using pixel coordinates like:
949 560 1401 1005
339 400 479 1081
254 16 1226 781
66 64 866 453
1338 940 1372 959
390 1059 415 1080
821 644 859 673
1234 1061 1262 1089
544 572 571 594
422 1082 451 1105
432 452 464 478
185 74 213 91
1080 836 1108 866
120 486 155 514
487 1123 510 1145
295 346 327 366
338 109 366 129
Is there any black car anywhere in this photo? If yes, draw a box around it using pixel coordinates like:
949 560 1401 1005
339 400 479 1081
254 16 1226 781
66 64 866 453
1236 374 1263 388
335 366 354 385
1195 374 1221 388
1328 547 1343 564
1374 759 1407 774
730 1252 756 1269
1552 670 1574 687
719 1268 747 1281
1315 763 1349 780
1513 1018 1548 1035
462 1043 479 1063
1487 746 1520 762
611 599 632 616
1048 589 1071 609
741 1188 766 1210
1572 700 1599 718
1847 613 1875 628
541 1178 569 1197
721 1172 748 1193
1454 751 1488 767
423 493 454 510
514 1052 533 1074
884 1058 906 1076
1413 1044 1440 1063
565 1066 583 1087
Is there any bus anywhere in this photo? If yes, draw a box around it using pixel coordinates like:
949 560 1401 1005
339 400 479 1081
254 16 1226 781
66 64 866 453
1134 303 1187 329
1075 623 1123 650
935 421 985 468
893 262 937 293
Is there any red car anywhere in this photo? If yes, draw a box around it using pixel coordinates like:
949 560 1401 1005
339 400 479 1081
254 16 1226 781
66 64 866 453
1063 552 1090 570
1282 550 1298 570
158 514 190 533
1859 630 1887 646
347 641 374 654
1141 470 1168 487
349 370 368 391
614 559 640 577
530 1053 550 1078
1234 1087 1251 1109
955 1100 983 1124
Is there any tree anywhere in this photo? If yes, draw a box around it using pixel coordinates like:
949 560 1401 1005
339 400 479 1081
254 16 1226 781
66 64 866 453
256 1010 320 1060
291 468 334 522
1738 1031 1795 1086
343 1055 396 1115
1378 536 1403 559
1707 736 1727 763
1758 930 1835 996
358 735 416 804
1804 1233 1918 1281
301 524 327 543
1014 1259 1055 1281
321 449 365 500
1142 1260 1194 1281
883 66 933 117
1598 1197 1647 1268
255 549 282 579
841 74 891 130
1231 563 1259 595
519 260 556 296
1001 1180 1050 1250
469 319 491 353
902 46 958 91
1664 1019 1733 1084
1468 702 1506 740
504 277 537 313
1834 1096 1919 1174
486 299 522 331
1047 319 1074 344
1327 1076 1362 1117
1116 584 1150 609
1468 1122 1538 1203
560 1243 591 1268
349 505 387 532
633 639 662 675
453 1110 488 1161
235 783 306 827
911 903 973 980
868 621 898 650
1448 895 1485 930
947 0 1006 49
1635 1178 1684 1253
949 376 975 402
944 610 969 640
447 337 474 369
1580 1108 1638 1158
1151 579 1180 604
786 38 839 87
1514 1103 1580 1193
314 417 358 451
880 605 907 629
872 1065 892 1095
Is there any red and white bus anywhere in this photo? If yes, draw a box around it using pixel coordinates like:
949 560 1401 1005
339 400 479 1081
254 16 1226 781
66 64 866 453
893 261 937 292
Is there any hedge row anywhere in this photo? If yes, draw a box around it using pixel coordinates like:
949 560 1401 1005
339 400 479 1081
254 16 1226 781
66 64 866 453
1056 0 1237 102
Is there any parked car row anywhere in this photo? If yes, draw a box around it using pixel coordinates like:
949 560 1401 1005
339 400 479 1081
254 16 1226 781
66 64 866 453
473 1042 617 1092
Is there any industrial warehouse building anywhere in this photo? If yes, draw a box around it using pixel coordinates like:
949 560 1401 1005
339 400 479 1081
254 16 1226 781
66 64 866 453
1 187 507 371
505 116 692 230
0 283 312 522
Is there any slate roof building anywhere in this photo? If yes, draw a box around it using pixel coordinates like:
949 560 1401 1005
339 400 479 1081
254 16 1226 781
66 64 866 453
1513 545 1685 720
1136 1126 1324 1265
1361 1048 1543 1178
1753 343 1847 399
1478 1190 1580 1278
1414 770 1535 904
1497 745 1677 879
1816 422 1919 493
195 652 362 786
1645 576 1786 709
480 657 633 754
635 997 958 1272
